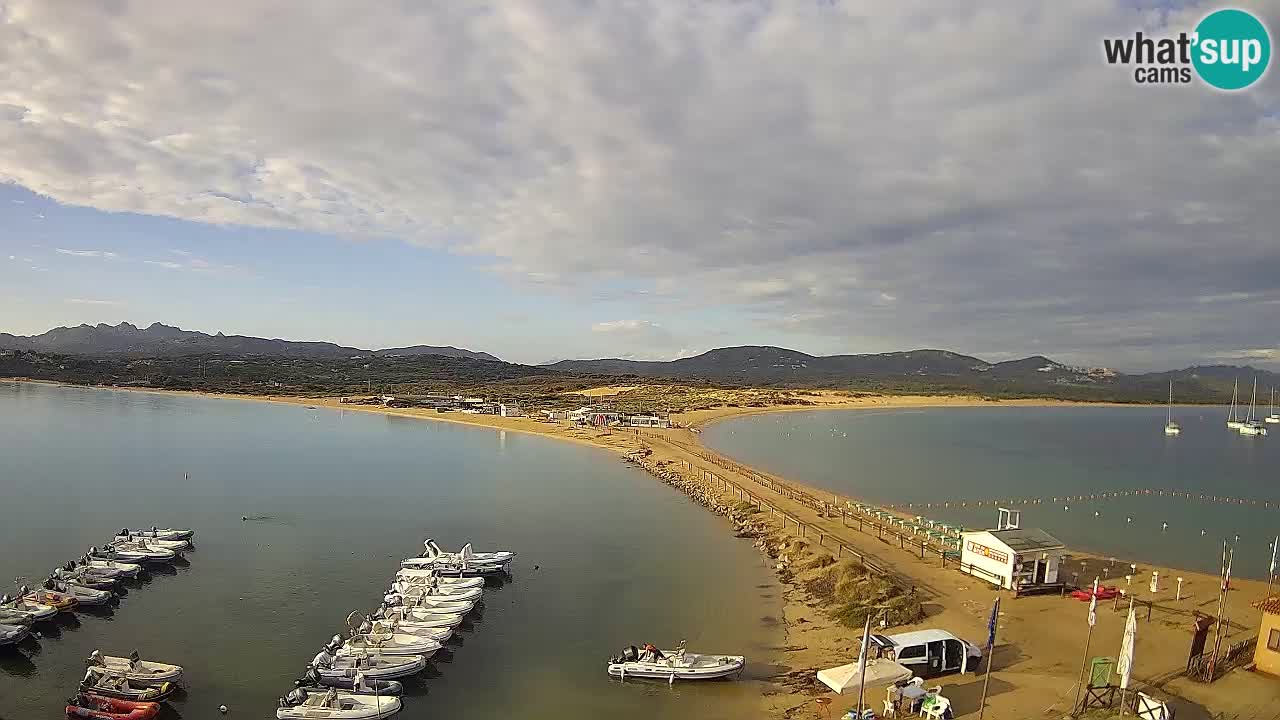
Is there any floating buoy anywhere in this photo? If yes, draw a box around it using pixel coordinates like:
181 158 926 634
1126 517 1133 524
219 705 228 714
1201 529 1207 536
1162 522 1168 531
1094 511 1100 518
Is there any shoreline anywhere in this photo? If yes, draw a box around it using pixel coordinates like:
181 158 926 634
6 379 1270 717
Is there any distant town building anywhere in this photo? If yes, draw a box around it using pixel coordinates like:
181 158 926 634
625 414 670 428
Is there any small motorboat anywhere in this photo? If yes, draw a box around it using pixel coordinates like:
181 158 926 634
125 527 194 541
401 539 514 569
607 642 745 681
387 580 482 603
0 622 30 645
333 631 442 658
1 591 59 622
277 687 401 720
80 557 141 579
87 651 184 686
23 586 78 612
310 650 426 681
0 605 35 627
113 532 190 552
47 580 113 607
374 605 465 629
51 567 119 591
296 667 402 695
381 592 475 614
80 669 176 701
93 544 176 565
66 693 160 720
392 570 484 589
361 618 452 642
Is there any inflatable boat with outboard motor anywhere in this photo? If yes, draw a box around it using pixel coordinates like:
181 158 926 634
1 590 58 622
51 566 119 591
23 585 78 612
387 580 482 603
125 527 194 541
607 641 745 681
80 669 176 701
401 539 514 569
310 649 426 681
381 591 475 615
66 693 160 720
80 556 142 578
0 604 35 627
113 531 190 552
360 618 452 641
47 579 113 606
374 605 465 629
93 543 176 565
392 570 484 588
277 687 401 720
0 621 30 646
332 631 442 658
295 668 403 695
87 651 184 686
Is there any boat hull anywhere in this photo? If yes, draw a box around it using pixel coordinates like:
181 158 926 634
0 623 30 645
313 655 427 681
276 694 401 720
67 694 160 720
91 656 184 686
79 679 175 702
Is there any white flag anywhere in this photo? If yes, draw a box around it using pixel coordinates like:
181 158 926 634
1270 536 1278 578
857 614 871 668
1086 577 1099 627
1117 601 1137 689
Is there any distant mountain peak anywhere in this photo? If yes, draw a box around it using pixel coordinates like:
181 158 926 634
0 322 500 362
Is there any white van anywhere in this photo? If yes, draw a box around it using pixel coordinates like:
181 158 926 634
867 629 983 678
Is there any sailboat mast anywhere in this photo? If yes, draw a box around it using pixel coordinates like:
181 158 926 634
1230 378 1239 422
1168 380 1173 423
1249 377 1258 422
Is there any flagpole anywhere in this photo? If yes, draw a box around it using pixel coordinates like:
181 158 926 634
1269 536 1277 596
1208 540 1232 679
1072 578 1099 716
978 597 1000 720
856 615 871 717
1119 597 1134 716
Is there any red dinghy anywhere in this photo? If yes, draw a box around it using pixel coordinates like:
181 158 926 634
66 693 160 720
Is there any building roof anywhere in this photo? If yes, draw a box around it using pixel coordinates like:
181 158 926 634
987 527 1065 552
1254 595 1280 615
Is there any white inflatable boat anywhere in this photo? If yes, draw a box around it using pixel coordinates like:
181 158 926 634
311 650 426 681
113 533 190 552
363 618 452 641
400 540 513 573
0 592 58 622
376 606 466 628
277 688 402 720
334 632 442 658
388 581 482 603
607 643 745 681
392 570 484 588
88 650 184 685
126 527 194 541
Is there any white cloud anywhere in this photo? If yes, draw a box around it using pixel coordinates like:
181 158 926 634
0 1 1277 368
7 255 14 261
144 260 183 269
65 298 122 306
591 319 661 333
56 248 117 259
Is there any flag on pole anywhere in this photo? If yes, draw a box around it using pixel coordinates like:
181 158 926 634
1087 577 1098 627
1270 536 1277 578
1117 600 1137 689
1224 546 1233 592
857 614 872 668
986 597 1000 649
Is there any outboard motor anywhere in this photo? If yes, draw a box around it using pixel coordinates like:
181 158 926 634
0 594 10 605
611 645 640 663
283 688 308 706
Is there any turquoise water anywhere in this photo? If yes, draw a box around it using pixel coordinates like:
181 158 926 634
0 382 780 719
702 406 1280 578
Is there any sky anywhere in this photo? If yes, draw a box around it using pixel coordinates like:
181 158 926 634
1 1 1278 369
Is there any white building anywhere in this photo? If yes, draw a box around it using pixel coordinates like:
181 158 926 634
498 402 522 417
959 518 1065 592
626 414 671 428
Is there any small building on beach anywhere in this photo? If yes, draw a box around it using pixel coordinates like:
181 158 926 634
959 524 1065 592
624 414 670 428
1251 595 1280 677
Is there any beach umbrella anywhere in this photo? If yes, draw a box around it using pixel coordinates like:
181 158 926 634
1118 599 1137 713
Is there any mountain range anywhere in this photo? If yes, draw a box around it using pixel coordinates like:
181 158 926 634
2 324 1276 403
0 322 500 362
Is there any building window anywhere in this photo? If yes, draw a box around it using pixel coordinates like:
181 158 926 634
1269 629 1280 652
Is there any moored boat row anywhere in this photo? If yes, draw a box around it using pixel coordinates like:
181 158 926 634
279 538 515 719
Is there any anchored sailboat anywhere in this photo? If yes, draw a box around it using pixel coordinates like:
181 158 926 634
1240 377 1268 436
1267 388 1279 424
1164 380 1181 435
1226 378 1244 429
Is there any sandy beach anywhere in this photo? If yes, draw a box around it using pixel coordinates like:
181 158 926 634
8 379 1276 718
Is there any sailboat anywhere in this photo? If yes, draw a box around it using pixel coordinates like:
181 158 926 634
1164 380 1181 435
1239 377 1268 436
1226 378 1244 429
1267 388 1279 424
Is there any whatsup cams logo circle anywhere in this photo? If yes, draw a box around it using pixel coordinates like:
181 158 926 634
1192 9 1271 90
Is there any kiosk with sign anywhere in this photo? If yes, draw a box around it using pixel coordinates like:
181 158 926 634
959 509 1066 594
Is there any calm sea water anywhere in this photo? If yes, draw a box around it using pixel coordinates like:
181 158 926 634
0 382 780 719
702 406 1280 579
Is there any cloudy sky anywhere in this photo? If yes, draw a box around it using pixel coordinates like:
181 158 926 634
1 1 1277 368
